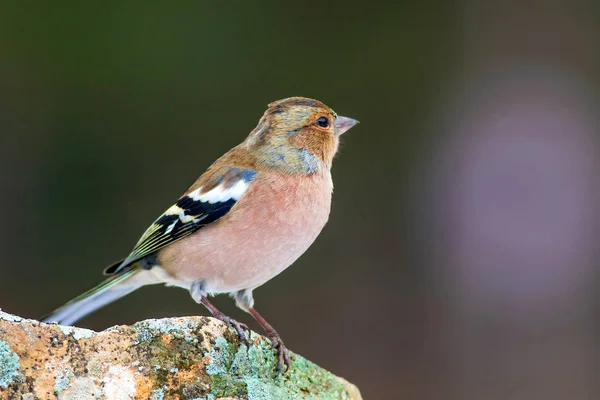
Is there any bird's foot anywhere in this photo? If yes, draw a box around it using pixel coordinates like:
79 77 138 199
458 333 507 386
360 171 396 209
268 333 291 374
212 311 250 345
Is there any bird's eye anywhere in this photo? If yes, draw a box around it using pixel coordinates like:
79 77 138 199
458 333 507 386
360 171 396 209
316 116 329 128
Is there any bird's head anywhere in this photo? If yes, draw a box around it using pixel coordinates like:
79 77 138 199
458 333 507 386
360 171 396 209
244 97 358 174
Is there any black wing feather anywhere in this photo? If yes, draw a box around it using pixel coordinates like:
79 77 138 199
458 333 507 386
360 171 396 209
104 167 255 276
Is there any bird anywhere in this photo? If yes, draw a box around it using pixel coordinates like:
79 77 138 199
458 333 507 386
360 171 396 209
42 96 358 372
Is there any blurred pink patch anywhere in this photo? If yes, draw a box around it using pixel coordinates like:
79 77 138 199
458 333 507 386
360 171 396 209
441 71 598 310
428 69 600 399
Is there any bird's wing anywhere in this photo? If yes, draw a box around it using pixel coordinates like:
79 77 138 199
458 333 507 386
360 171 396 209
104 166 257 275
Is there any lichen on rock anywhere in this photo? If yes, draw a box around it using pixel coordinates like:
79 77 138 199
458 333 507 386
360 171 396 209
0 310 361 399
205 336 352 400
0 339 20 388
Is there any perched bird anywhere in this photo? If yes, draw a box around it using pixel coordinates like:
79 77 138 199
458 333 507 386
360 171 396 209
42 97 358 372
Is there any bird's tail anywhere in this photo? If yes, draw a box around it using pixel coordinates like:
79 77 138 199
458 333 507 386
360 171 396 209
41 269 143 326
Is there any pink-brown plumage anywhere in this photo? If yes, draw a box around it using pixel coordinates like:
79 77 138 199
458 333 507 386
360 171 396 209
158 168 333 293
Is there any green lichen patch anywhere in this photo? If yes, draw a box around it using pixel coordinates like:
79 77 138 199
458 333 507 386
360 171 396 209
150 387 166 400
129 318 215 398
176 380 211 399
205 337 350 400
148 335 200 373
132 318 206 344
0 340 20 388
53 368 74 393
131 319 207 375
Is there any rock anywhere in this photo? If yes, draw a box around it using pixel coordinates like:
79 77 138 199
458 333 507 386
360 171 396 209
0 310 362 400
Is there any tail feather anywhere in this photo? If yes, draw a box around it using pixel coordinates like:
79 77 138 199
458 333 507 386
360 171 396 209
41 269 141 326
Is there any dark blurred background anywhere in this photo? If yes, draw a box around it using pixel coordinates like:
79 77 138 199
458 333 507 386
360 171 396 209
2 2 600 399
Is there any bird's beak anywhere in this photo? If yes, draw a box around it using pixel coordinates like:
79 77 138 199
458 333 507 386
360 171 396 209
335 116 359 136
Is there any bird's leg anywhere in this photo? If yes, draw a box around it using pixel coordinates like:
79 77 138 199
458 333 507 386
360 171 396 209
191 281 249 344
200 296 249 345
233 289 291 373
248 307 291 373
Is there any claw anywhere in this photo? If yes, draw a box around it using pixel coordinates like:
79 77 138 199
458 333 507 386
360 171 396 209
213 311 250 345
269 334 291 374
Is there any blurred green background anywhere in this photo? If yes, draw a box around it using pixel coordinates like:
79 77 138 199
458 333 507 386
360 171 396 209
2 2 600 399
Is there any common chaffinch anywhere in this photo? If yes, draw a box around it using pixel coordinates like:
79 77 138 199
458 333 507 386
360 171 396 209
42 97 358 372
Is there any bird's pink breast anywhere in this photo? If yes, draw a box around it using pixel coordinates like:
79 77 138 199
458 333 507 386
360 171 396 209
157 170 333 293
